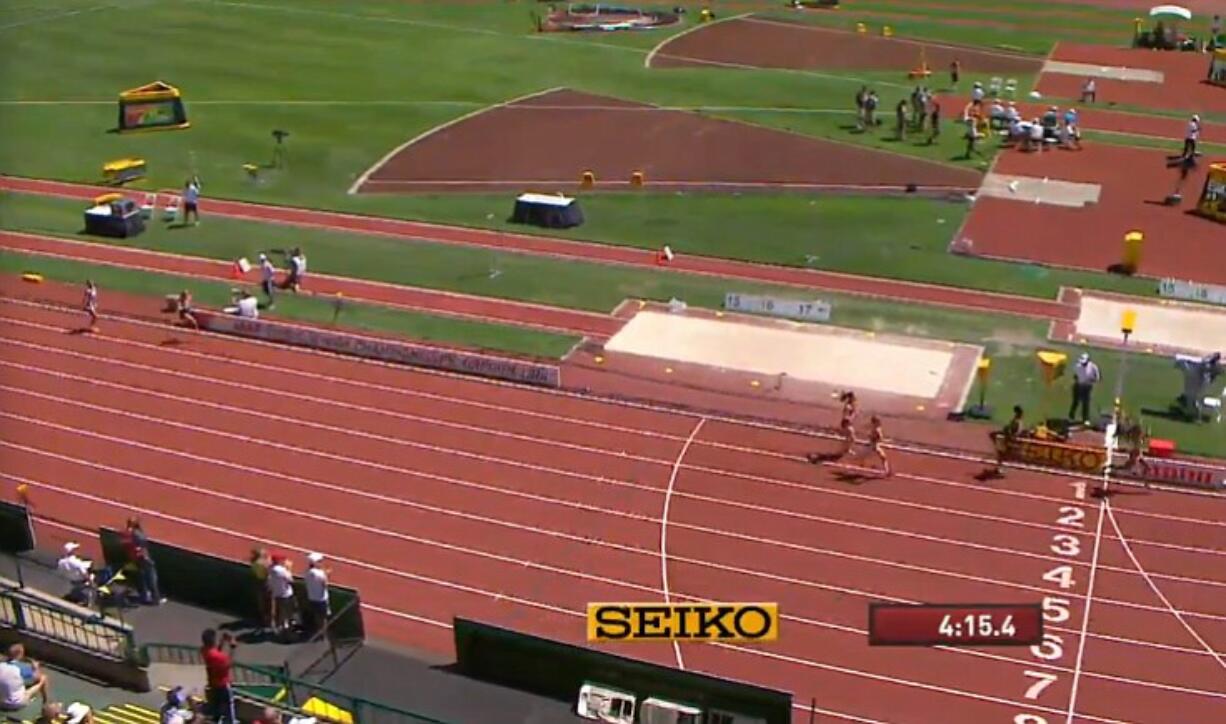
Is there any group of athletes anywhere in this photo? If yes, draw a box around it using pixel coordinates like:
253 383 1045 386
808 391 892 477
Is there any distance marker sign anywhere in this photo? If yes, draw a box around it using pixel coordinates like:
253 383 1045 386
724 293 831 322
587 602 779 643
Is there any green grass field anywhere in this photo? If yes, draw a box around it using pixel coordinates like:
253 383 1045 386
0 249 580 359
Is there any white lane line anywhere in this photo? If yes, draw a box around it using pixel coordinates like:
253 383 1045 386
6 393 1226 632
10 469 1225 714
662 418 705 670
1065 494 1108 723
643 11 751 68
4 321 1226 580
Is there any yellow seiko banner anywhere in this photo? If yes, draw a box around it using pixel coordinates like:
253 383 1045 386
587 602 779 643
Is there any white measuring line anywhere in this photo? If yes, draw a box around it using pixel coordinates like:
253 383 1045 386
1064 444 1111 723
661 418 706 670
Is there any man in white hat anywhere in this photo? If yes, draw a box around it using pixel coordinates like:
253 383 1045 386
303 553 330 639
1070 352 1101 424
56 542 93 605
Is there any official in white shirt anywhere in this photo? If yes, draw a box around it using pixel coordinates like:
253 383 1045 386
1183 114 1201 159
303 552 330 638
267 555 296 635
1069 353 1102 423
236 293 259 320
56 542 93 604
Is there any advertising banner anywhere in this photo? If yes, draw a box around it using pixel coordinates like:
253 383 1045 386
197 312 561 387
587 603 780 643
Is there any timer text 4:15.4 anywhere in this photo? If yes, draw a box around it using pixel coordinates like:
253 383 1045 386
868 603 1044 647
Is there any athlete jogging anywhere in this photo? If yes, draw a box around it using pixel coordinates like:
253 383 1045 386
992 405 1025 476
864 416 892 477
175 289 200 330
82 280 98 332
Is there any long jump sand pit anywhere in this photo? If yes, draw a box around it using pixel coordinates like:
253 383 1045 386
1054 289 1226 356
601 308 982 413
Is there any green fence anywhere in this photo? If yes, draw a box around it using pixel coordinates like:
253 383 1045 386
453 618 794 724
97 528 364 642
0 501 35 554
144 643 451 724
0 577 138 663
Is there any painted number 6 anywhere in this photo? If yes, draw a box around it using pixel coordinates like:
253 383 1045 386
1030 633 1064 661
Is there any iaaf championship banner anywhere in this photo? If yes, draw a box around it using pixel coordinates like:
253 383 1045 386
587 603 779 643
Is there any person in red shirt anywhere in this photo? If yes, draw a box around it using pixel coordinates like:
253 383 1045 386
200 629 237 724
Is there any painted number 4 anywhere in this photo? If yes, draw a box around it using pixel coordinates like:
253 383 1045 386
1042 565 1076 590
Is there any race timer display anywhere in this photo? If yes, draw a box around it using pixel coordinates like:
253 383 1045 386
868 603 1043 647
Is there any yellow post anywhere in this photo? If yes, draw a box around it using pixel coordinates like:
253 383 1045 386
1121 309 1137 337
581 170 595 188
856 22 867 34
1036 350 1068 421
630 171 644 187
1121 230 1143 274
882 25 893 37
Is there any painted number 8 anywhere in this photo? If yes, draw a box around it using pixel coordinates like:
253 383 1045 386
1015 716 1047 724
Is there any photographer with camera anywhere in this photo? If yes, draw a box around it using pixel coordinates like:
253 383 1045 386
200 629 237 724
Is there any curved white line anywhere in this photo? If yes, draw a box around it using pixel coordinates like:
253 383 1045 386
661 417 705 670
347 86 564 195
1106 499 1226 673
644 11 750 69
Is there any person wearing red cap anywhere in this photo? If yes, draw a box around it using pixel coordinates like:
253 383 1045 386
267 554 296 636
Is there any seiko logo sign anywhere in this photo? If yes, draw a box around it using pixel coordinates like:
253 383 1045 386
587 603 779 643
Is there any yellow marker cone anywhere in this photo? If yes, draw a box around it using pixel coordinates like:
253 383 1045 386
750 380 761 388
21 273 43 283
665 367 674 374
593 355 604 364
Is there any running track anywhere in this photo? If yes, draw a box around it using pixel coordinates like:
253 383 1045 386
2 293 1224 723
0 175 1075 322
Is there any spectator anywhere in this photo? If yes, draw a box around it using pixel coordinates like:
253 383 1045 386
1028 118 1045 153
895 99 909 140
949 58 961 90
122 517 165 606
56 542 94 605
963 119 984 159
183 178 202 226
200 629 237 724
254 706 282 724
65 703 93 724
1080 77 1097 104
1062 108 1082 150
258 254 277 309
283 248 307 293
267 554 296 635
304 553 330 639
970 81 985 104
0 658 46 711
34 702 61 724
1069 353 1102 424
6 645 49 701
160 686 194 724
249 548 272 633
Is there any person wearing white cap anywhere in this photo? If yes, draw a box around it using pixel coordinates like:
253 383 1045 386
258 253 277 309
64 702 92 724
1069 352 1101 424
56 542 94 605
303 553 330 639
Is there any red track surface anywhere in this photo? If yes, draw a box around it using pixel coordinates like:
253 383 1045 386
1038 43 1226 117
3 282 1225 723
959 143 1226 283
0 176 1075 323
